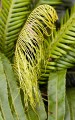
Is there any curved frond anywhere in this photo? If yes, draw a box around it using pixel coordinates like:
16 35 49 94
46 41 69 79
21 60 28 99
0 0 31 60
36 0 66 20
14 4 58 107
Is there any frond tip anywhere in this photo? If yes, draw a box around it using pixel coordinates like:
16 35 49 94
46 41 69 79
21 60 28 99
14 4 58 108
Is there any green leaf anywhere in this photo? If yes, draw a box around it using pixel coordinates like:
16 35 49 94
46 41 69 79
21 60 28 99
0 52 27 120
66 88 75 120
49 5 75 56
65 96 70 120
46 5 75 70
0 53 14 120
37 0 62 5
48 70 66 120
0 0 31 59
0 111 4 120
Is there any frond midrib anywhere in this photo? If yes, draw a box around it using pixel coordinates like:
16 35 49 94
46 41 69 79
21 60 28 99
49 11 75 58
0 0 32 59
4 1 14 52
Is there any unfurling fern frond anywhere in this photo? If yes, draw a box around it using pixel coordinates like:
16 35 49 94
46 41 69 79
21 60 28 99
14 4 58 108
0 0 31 60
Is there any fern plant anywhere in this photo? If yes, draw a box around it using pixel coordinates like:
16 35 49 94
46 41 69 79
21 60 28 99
1 0 75 120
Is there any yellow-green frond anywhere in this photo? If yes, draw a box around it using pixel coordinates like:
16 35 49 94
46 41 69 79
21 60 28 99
14 4 58 108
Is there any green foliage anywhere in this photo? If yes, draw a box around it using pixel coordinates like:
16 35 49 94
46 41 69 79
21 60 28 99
0 0 31 60
26 93 47 120
14 4 58 107
0 53 27 120
0 52 47 120
37 0 62 5
65 96 70 120
0 0 75 120
48 5 75 69
0 111 3 120
48 70 66 120
66 88 75 120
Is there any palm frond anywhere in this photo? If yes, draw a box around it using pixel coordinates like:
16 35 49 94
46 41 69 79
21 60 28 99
0 0 31 60
37 0 62 5
47 5 75 69
39 5 75 83
14 4 58 107
36 0 66 20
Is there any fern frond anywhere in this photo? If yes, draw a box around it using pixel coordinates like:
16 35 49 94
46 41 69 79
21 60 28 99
0 0 31 60
37 0 65 20
50 4 75 58
39 5 75 82
14 4 58 107
37 0 62 6
56 48 75 69
48 5 75 67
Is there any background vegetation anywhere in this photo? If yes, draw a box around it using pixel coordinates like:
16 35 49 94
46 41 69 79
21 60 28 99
0 0 75 120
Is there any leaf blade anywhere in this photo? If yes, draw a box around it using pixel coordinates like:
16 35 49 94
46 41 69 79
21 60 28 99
67 88 75 120
48 70 66 120
1 53 27 120
0 53 14 120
